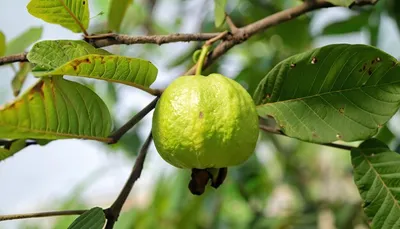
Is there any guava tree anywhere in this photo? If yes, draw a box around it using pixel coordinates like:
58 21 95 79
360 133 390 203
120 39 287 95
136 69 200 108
1 0 400 228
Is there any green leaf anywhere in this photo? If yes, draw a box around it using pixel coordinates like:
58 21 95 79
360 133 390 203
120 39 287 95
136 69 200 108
0 139 28 161
255 44 400 143
27 40 110 71
351 138 400 229
325 0 378 7
322 13 369 35
12 63 32 97
0 31 5 57
108 0 133 32
214 0 227 28
27 40 158 90
67 207 105 229
6 27 43 56
0 77 112 141
27 0 89 33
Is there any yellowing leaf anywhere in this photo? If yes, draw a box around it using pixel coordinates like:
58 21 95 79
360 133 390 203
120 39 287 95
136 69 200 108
27 0 89 33
0 77 112 142
108 0 133 32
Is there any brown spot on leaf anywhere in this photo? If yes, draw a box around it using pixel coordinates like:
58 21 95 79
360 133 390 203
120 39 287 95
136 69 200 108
368 68 373 76
378 124 383 128
290 63 296 68
265 94 271 99
339 107 345 114
83 0 85 5
371 59 376 65
30 80 45 98
199 111 204 119
362 64 367 71
376 57 381 62
311 57 318 64
312 132 318 138
336 134 342 140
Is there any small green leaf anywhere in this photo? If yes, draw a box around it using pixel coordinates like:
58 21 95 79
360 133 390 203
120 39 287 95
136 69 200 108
325 0 378 7
27 40 158 90
214 0 227 28
108 0 133 32
0 32 5 57
12 63 32 97
6 27 43 56
0 140 28 161
0 77 112 141
27 0 89 33
27 40 110 70
352 139 400 229
322 13 369 35
255 44 400 143
67 207 105 229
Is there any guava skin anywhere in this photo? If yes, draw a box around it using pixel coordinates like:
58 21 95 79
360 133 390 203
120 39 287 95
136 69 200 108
152 73 259 169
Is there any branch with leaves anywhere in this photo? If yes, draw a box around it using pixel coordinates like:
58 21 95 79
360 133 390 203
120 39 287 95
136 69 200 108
0 0 392 228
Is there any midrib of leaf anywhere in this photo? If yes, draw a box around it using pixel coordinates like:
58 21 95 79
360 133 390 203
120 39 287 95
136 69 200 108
360 150 400 224
57 0 88 35
257 76 400 108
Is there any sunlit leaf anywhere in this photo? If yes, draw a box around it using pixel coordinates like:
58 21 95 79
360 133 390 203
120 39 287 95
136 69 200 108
27 40 110 70
0 31 5 57
0 139 27 161
255 44 400 143
0 77 112 142
27 40 158 90
67 207 105 229
214 0 227 27
27 0 89 33
108 0 133 32
6 27 42 56
12 63 32 97
352 138 400 228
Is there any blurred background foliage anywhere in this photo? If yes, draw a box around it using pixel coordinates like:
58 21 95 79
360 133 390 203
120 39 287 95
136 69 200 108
3 0 400 228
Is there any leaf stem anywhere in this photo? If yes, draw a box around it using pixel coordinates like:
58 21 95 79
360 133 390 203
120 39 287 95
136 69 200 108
259 124 355 151
105 131 153 229
57 0 88 36
0 210 87 221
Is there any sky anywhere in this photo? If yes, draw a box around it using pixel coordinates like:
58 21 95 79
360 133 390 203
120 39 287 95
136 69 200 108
1 1 400 229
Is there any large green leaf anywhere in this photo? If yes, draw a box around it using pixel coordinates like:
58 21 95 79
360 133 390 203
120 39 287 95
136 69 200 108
67 207 105 229
325 0 378 7
352 139 400 229
6 27 43 56
0 140 28 161
28 40 158 89
108 0 133 32
255 44 400 143
0 77 112 141
0 31 5 57
214 0 227 27
27 0 89 33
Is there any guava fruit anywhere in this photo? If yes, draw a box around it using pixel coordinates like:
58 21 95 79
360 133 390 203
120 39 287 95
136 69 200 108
152 73 259 169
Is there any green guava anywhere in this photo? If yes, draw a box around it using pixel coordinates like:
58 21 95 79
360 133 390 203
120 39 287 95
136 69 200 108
152 73 259 169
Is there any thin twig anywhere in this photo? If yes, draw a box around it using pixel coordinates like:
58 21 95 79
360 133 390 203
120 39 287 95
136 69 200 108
108 98 158 144
259 125 355 151
57 0 88 36
105 132 153 229
0 210 87 221
225 14 238 33
0 53 28 66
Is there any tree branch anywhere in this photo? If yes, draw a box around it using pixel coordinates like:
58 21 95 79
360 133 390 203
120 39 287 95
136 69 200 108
0 210 87 221
105 131 153 229
108 98 158 144
0 53 28 66
259 124 355 151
